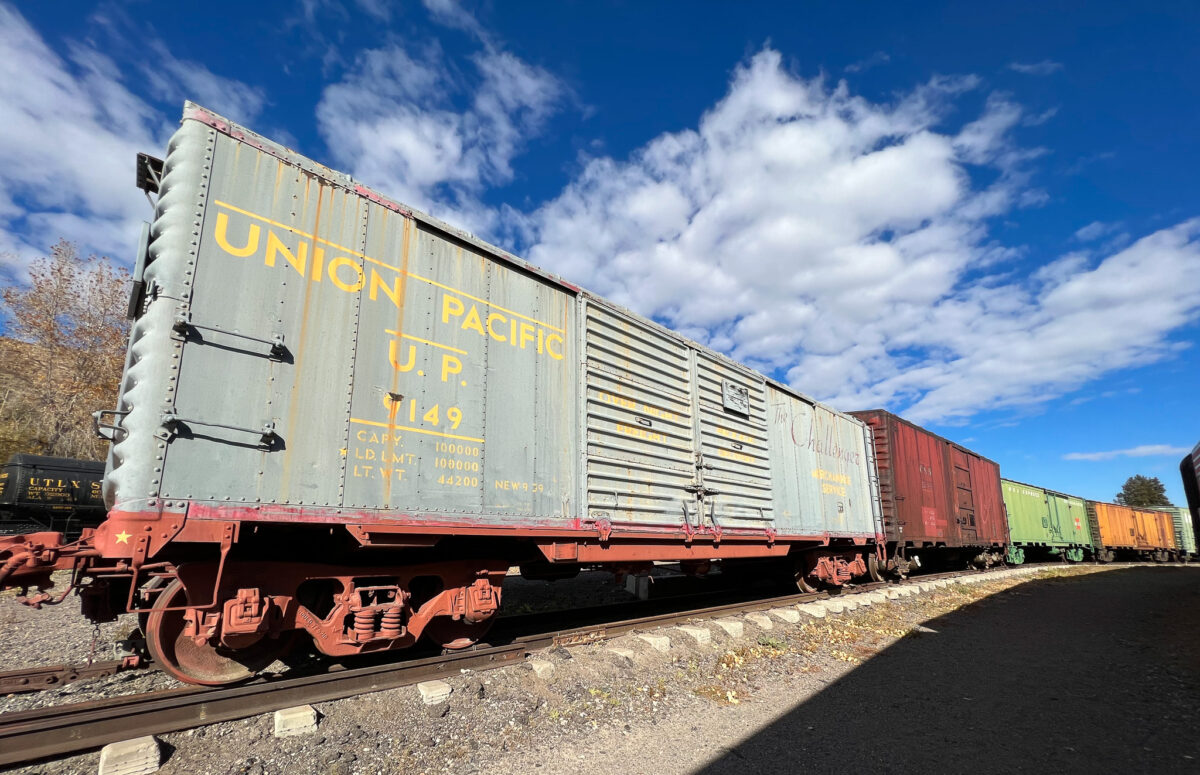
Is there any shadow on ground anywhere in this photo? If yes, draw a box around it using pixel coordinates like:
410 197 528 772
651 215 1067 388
698 567 1200 774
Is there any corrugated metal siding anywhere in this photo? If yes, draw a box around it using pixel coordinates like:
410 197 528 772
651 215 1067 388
858 410 953 544
583 301 695 525
106 120 217 511
693 352 773 527
580 303 777 531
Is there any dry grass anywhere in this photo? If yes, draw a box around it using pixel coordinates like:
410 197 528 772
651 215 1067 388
694 685 742 705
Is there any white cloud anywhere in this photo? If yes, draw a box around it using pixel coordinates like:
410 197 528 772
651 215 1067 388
845 51 890 73
880 219 1200 421
315 41 565 233
140 41 266 124
517 49 1200 423
1009 60 1064 76
0 4 162 268
1073 220 1121 242
0 3 264 275
422 0 487 41
355 0 392 21
1064 445 1192 462
1023 107 1057 126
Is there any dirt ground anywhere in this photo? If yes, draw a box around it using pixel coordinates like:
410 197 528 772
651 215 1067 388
5 565 1199 774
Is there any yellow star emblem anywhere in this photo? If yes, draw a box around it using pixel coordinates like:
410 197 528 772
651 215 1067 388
115 531 131 544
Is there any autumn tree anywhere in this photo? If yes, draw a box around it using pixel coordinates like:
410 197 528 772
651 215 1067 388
1114 475 1172 508
0 240 131 461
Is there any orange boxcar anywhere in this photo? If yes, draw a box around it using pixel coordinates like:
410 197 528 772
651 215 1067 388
1088 501 1177 562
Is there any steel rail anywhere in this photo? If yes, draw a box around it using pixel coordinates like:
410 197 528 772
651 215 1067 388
0 560 1076 766
0 561 1067 697
0 645 524 766
0 578 790 697
0 658 145 695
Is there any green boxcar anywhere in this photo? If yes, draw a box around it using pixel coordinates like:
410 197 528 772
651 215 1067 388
1168 507 1197 557
1001 479 1092 563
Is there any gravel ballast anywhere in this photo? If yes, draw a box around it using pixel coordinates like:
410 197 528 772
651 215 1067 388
4 565 1197 774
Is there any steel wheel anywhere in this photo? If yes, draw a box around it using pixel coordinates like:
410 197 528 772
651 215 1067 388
145 578 291 686
793 559 821 593
422 615 496 651
867 553 886 582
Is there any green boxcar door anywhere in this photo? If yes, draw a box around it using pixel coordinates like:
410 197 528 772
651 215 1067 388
1046 492 1090 561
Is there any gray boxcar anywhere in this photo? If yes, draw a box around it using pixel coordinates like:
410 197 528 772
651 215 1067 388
7 103 883 684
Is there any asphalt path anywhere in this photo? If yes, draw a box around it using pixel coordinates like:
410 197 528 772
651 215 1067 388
700 567 1200 774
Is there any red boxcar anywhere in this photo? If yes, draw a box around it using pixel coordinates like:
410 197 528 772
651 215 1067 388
850 410 1008 573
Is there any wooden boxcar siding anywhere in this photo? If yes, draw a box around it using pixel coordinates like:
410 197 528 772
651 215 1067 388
1001 479 1091 547
851 410 1006 548
106 103 881 542
1090 502 1176 551
1137 509 1176 550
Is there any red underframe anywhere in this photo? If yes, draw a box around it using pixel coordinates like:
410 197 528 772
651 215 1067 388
90 502 883 565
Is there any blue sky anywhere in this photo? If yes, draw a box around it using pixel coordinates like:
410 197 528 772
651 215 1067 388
1 0 1198 504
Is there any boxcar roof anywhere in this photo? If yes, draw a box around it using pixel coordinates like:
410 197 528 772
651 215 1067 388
1000 476 1085 503
850 408 1000 466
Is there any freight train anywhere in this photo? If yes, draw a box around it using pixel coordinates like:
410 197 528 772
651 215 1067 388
0 104 1191 686
999 481 1193 565
0 454 105 537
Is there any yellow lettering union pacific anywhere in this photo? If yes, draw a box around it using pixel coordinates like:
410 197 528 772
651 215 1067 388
440 294 564 361
211 204 567 361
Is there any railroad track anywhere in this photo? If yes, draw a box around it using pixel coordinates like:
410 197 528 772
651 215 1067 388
0 657 147 696
0 561 1072 767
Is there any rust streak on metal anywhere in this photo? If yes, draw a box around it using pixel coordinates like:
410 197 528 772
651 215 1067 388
0 657 147 695
383 214 414 507
279 174 324 499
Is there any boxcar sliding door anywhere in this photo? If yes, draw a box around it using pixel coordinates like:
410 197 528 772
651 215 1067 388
581 299 773 533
